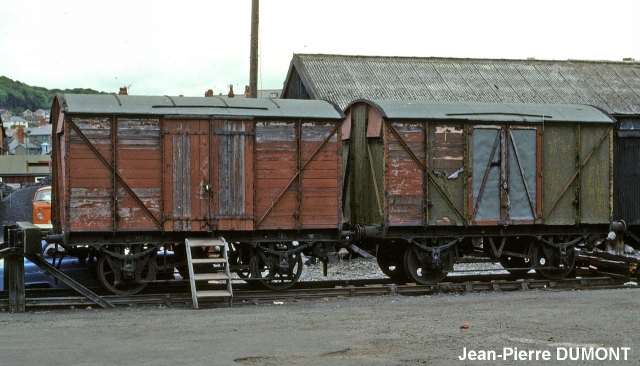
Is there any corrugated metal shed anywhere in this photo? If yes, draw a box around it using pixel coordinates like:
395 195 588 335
282 54 640 115
359 99 615 123
57 94 344 120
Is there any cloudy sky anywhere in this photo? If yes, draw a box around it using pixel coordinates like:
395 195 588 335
1 0 637 97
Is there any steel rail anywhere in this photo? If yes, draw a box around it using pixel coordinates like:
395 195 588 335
1 275 633 311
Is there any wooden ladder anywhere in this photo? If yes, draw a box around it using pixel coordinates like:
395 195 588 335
185 237 233 309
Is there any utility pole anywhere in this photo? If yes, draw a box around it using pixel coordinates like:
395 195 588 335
249 0 259 98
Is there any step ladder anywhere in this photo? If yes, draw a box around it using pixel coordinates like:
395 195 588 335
185 237 233 309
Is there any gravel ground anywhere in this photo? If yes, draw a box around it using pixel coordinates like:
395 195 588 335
0 288 638 366
297 254 509 283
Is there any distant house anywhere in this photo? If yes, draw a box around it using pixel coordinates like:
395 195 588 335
5 116 27 129
25 124 52 154
206 86 282 100
257 89 281 99
33 109 50 123
21 109 33 117
9 139 40 155
6 124 51 155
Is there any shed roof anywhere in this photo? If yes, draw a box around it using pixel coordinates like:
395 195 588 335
355 99 615 123
56 94 344 120
26 124 52 136
282 54 640 115
0 155 51 175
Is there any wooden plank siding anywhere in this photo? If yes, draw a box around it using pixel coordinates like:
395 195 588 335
49 94 345 245
66 117 165 232
254 122 297 229
116 118 162 230
213 119 254 231
67 117 114 231
300 123 341 227
428 123 467 226
385 121 425 226
255 121 341 230
162 120 210 232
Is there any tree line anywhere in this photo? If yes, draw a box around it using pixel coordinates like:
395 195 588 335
0 76 105 114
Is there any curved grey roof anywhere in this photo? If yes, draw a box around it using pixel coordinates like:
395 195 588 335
354 99 615 123
56 94 344 120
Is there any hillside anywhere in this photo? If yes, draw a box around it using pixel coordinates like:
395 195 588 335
0 76 105 113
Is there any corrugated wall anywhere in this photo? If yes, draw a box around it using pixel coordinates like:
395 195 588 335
288 54 640 115
613 119 640 225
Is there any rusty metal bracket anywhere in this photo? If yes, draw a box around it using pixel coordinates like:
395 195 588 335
67 117 163 230
255 123 340 228
543 127 611 219
386 123 468 226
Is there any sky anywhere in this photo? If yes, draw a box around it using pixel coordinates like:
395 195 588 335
1 0 638 97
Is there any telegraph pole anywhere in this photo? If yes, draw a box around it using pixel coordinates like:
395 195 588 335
249 0 259 98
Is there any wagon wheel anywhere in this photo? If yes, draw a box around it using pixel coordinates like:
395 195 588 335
532 243 575 280
228 242 252 280
97 251 156 295
250 244 304 291
376 243 408 283
404 246 454 285
499 255 532 279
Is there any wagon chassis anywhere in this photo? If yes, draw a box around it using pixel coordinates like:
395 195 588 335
353 222 609 285
57 227 342 293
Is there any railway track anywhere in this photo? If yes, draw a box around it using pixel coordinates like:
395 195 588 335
1 273 636 311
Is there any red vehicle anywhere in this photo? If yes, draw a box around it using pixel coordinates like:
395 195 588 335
32 186 52 230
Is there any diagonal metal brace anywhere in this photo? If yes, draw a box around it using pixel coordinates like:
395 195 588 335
24 253 115 309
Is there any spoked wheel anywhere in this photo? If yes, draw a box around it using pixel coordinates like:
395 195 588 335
250 243 304 290
533 243 575 280
97 249 157 295
499 255 532 279
376 243 408 283
404 246 454 285
228 242 252 280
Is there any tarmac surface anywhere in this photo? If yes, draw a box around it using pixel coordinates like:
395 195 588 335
0 287 638 365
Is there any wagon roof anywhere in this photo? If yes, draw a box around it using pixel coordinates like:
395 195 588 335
355 99 616 123
56 94 344 120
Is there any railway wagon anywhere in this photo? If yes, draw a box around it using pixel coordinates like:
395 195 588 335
342 99 616 284
49 94 344 293
613 118 640 243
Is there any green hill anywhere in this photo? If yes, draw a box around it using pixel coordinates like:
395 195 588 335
0 76 106 113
